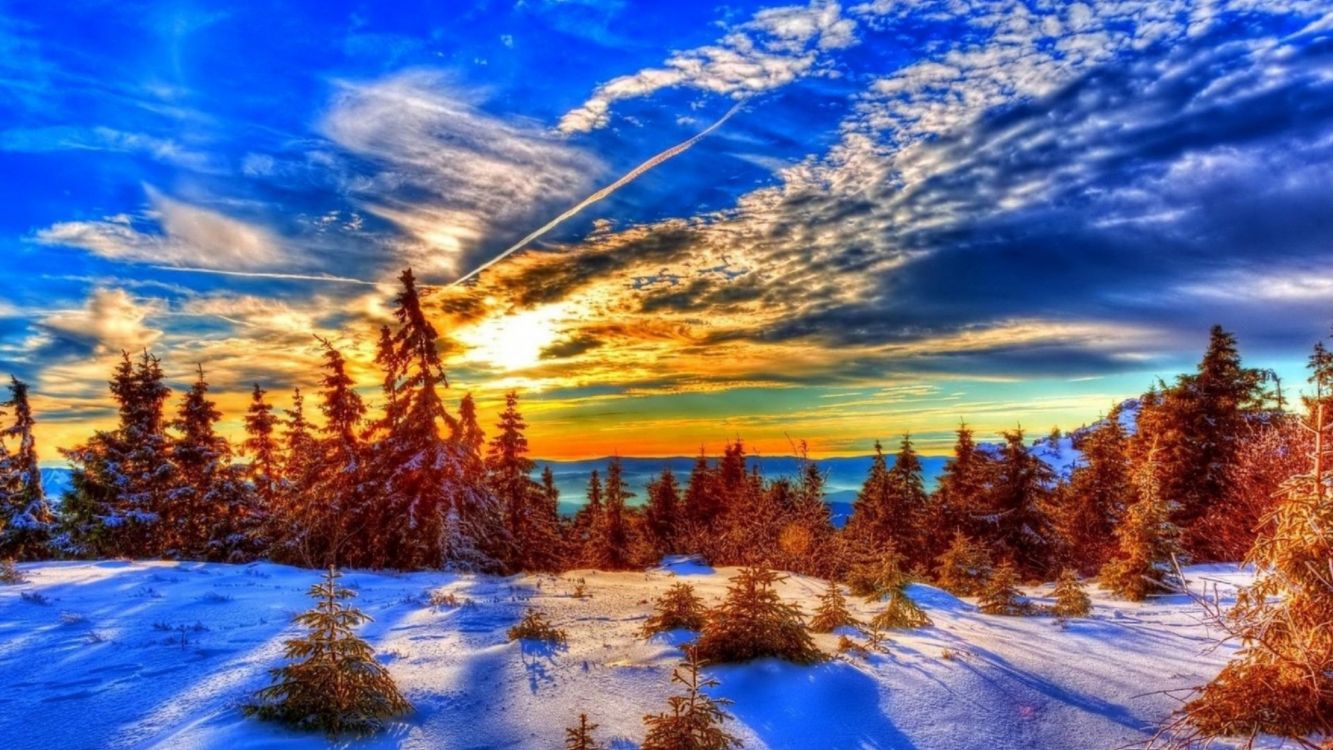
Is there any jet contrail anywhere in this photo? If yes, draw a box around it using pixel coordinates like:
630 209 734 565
452 101 745 286
151 265 380 286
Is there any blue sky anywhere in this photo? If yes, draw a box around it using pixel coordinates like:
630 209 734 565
3 0 1333 458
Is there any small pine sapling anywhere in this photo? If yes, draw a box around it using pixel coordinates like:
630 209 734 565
643 582 707 637
1050 568 1092 618
694 566 822 664
0 558 25 584
809 580 859 633
977 560 1031 616
641 648 742 750
868 586 932 629
846 546 908 599
245 567 411 735
565 713 604 750
934 531 992 596
507 608 568 645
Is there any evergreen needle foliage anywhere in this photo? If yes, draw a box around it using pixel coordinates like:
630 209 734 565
1099 451 1183 602
1050 568 1092 618
934 532 992 597
507 608 568 645
245 567 410 736
643 582 708 636
565 713 604 750
641 648 742 750
0 558 24 584
977 560 1031 616
694 566 822 664
1183 408 1333 742
868 587 932 630
809 580 859 633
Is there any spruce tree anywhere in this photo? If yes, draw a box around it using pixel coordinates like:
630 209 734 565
61 351 176 558
694 566 822 664
246 566 411 735
981 428 1054 578
565 713 604 750
170 364 233 556
1182 404 1333 741
1050 410 1131 575
641 649 742 750
1050 568 1091 618
571 469 604 566
645 467 682 557
1099 450 1181 602
927 423 994 558
868 586 931 630
809 580 858 633
487 391 557 571
978 560 1030 616
590 457 636 569
643 582 707 636
303 339 370 568
934 530 992 596
0 376 52 559
242 384 280 509
445 393 510 572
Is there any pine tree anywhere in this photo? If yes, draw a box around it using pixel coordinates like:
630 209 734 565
1099 449 1181 602
927 423 994 559
694 566 822 664
571 469 604 566
868 586 931 630
643 582 708 636
977 560 1030 616
1184 406 1333 740
488 391 557 571
589 457 636 569
0 376 52 559
268 387 316 565
170 364 232 556
645 467 682 557
246 566 411 735
980 428 1054 578
681 450 723 549
444 393 510 572
809 580 858 633
565 713 604 750
242 384 280 509
934 530 992 596
1050 568 1091 618
1050 410 1131 575
641 649 742 750
60 351 176 558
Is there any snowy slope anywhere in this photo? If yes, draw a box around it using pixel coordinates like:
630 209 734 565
0 559 1264 750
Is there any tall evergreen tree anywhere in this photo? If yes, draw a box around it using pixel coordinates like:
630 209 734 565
1099 448 1181 601
590 457 636 569
645 467 682 556
0 376 52 559
300 339 370 568
488 391 557 571
61 351 176 558
170 364 232 555
927 422 993 558
443 393 509 571
243 384 280 508
980 428 1054 577
1049 410 1132 575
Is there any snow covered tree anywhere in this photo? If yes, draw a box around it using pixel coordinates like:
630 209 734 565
980 428 1054 578
809 580 859 633
444 393 510 572
1099 449 1181 602
170 364 251 558
934 531 992 596
926 423 994 559
680 451 724 555
695 566 822 664
0 376 52 559
642 582 707 636
1183 406 1333 742
641 649 742 750
569 469 604 567
645 467 682 557
246 566 411 735
281 387 315 487
1050 568 1091 618
977 560 1030 616
60 351 176 558
242 384 280 509
488 391 558 571
1050 410 1131 575
565 714 604 750
588 457 637 570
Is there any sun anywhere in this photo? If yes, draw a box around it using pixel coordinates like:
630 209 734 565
458 304 565 372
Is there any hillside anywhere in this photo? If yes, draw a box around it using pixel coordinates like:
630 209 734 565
0 559 1267 750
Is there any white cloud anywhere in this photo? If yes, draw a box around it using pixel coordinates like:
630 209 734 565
36 288 164 355
34 187 284 270
558 0 858 134
320 69 603 275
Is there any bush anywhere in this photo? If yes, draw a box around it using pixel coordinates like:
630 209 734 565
694 566 822 664
507 609 568 645
643 582 707 636
245 567 411 736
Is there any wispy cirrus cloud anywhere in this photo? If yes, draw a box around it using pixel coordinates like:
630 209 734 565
557 0 858 134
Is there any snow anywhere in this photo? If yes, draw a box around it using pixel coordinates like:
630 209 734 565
0 560 1269 749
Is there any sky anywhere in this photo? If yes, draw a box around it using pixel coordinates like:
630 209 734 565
3 0 1333 461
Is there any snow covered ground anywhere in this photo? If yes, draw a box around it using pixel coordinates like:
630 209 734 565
0 558 1264 749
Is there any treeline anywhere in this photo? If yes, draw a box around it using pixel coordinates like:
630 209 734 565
0 269 1320 595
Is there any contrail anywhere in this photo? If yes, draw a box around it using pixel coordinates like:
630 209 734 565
151 265 380 286
452 101 745 286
